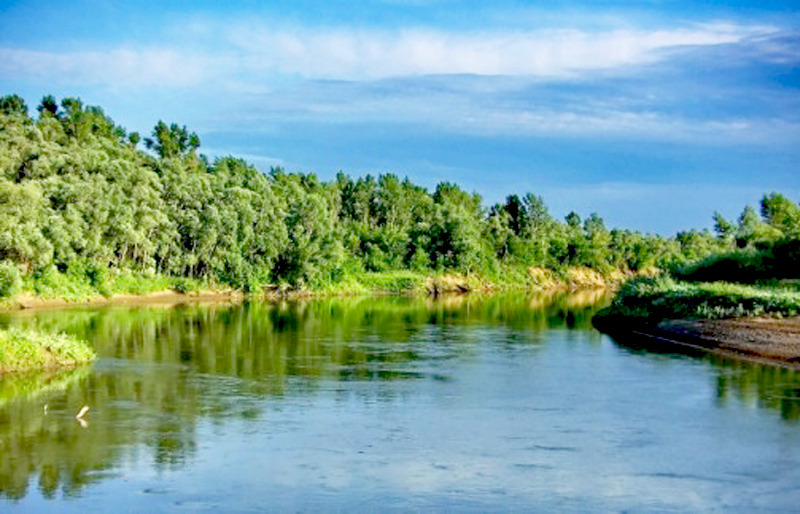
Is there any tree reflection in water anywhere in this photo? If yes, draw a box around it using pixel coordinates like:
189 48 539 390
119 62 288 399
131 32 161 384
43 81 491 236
2 291 799 502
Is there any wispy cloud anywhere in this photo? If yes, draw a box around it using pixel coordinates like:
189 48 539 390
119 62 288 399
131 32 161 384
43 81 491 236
0 47 212 87
0 22 780 87
219 74 800 145
1 18 796 146
226 23 768 79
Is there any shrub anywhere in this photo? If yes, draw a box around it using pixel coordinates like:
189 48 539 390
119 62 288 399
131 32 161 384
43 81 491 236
0 328 96 372
171 277 198 294
602 276 800 322
0 261 22 298
770 238 800 279
33 265 95 300
673 250 767 284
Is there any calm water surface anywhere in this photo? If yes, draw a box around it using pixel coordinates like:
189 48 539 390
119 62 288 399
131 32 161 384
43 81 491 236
2 292 800 512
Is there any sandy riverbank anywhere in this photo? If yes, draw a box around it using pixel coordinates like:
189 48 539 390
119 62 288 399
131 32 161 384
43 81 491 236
1 290 244 312
604 317 800 369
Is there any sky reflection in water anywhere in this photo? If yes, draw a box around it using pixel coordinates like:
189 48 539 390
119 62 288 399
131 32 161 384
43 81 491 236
1 292 800 511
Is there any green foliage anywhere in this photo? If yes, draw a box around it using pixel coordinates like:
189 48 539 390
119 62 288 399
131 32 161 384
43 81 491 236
0 95 28 117
674 250 767 284
761 192 800 237
1 93 797 298
0 260 22 298
0 328 96 372
144 121 200 159
603 276 800 321
674 236 800 285
169 276 204 294
355 271 426 293
671 195 800 286
106 271 174 295
32 265 96 300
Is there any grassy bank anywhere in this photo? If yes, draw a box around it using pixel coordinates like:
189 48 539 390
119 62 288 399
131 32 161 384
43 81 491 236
0 328 97 374
595 277 800 328
1 265 637 308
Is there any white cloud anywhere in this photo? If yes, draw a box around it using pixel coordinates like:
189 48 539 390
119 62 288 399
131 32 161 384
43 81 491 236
0 47 213 87
1 20 794 147
0 22 775 88
224 76 800 145
227 24 764 79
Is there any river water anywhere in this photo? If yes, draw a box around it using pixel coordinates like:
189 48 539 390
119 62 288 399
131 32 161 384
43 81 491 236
1 292 800 512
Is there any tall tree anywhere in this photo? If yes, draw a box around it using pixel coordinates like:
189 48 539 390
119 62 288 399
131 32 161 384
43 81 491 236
0 95 28 117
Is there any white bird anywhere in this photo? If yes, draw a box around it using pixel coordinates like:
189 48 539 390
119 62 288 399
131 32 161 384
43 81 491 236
76 405 89 419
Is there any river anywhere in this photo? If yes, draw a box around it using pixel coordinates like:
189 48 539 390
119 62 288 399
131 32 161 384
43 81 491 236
1 292 800 511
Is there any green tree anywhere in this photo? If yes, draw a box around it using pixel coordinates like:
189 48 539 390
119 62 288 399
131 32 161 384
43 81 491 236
761 193 800 237
145 121 200 159
736 205 780 248
713 211 735 243
37 95 58 117
0 181 53 268
0 95 28 117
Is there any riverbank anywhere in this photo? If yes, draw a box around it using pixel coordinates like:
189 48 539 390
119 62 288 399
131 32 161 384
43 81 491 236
3 289 244 311
600 317 800 369
593 277 800 368
0 328 96 374
1 266 637 312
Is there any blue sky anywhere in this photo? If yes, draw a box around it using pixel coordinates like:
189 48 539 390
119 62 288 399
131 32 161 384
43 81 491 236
1 0 798 234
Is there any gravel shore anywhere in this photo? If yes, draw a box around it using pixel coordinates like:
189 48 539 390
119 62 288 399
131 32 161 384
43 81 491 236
613 317 800 369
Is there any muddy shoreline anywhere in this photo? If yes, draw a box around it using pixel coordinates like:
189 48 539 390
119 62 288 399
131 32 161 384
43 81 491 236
601 317 800 370
1 290 245 312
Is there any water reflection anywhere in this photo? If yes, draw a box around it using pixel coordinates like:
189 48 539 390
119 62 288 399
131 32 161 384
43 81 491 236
712 357 800 420
0 292 608 501
1 292 608 382
1 290 799 507
609 333 800 421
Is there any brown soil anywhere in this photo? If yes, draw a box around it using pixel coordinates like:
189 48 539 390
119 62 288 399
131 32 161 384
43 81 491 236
629 317 800 369
2 290 243 312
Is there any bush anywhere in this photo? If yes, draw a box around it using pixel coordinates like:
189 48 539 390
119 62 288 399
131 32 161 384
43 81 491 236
770 238 800 279
673 237 800 285
170 277 202 294
358 271 426 293
84 261 111 296
601 276 800 322
33 265 95 300
0 328 96 372
0 261 22 298
108 271 172 295
673 250 767 284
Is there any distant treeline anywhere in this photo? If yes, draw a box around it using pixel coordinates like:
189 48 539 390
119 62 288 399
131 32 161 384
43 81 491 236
0 94 798 293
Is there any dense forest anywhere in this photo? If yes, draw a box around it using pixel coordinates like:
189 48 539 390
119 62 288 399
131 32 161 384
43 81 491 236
0 94 798 296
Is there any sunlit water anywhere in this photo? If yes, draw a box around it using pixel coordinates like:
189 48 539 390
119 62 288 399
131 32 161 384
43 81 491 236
2 292 800 512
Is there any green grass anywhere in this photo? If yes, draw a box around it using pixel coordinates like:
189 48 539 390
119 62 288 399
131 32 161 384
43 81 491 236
31 265 98 301
354 271 427 293
19 267 208 303
0 328 97 373
2 263 633 305
596 277 800 325
107 272 206 295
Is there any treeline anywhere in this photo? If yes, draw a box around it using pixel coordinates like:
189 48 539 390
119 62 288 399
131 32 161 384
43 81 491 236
0 94 796 294
672 197 800 285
